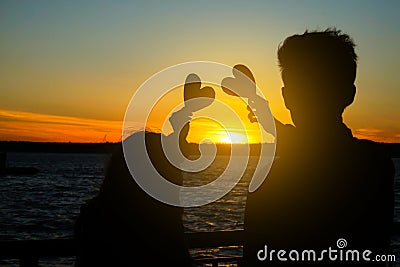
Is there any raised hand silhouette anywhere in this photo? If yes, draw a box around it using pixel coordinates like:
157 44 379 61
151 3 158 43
165 73 216 165
221 64 277 135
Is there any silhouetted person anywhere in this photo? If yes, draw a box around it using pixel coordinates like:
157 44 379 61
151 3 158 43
74 73 215 267
241 29 395 266
74 129 193 267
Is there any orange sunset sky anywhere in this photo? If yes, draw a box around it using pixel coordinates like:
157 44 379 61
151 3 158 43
1 1 399 144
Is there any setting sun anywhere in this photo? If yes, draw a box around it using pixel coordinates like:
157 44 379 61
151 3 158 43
218 132 247 144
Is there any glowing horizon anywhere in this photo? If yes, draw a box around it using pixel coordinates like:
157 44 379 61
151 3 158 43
0 108 398 144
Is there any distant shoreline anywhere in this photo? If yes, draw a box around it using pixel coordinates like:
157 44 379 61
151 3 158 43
0 141 118 154
0 141 269 156
0 141 399 157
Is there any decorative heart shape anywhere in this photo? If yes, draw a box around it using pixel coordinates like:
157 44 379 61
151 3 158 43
221 64 256 98
184 73 215 112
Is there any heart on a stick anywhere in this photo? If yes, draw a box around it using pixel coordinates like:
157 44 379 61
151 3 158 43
184 73 215 112
221 64 256 98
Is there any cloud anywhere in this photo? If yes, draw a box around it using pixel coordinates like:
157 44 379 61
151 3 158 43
353 128 400 143
0 109 127 142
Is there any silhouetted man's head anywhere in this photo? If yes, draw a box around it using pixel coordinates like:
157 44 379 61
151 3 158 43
278 28 357 129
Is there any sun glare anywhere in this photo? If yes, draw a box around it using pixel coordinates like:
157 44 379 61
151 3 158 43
218 132 247 144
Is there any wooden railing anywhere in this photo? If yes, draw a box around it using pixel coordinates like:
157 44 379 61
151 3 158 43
0 230 244 267
2 224 400 267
